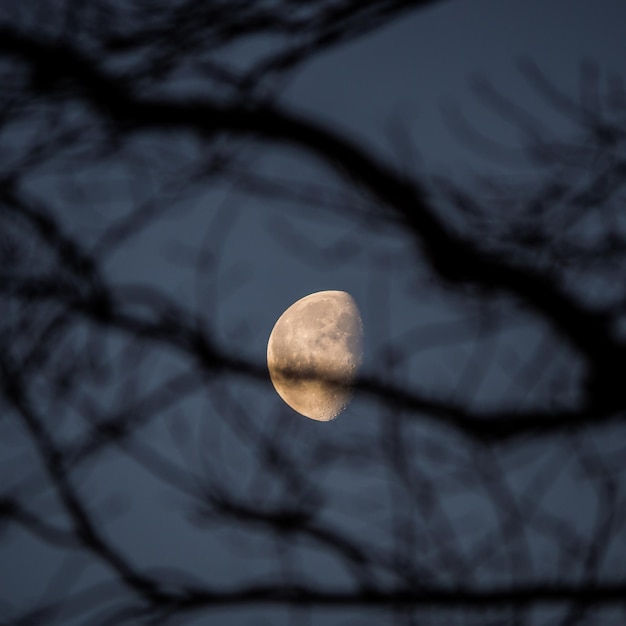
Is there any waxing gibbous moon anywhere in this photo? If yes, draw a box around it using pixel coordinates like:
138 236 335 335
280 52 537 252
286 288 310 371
267 290 363 421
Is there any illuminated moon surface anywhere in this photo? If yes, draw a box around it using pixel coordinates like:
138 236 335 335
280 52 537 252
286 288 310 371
267 290 363 421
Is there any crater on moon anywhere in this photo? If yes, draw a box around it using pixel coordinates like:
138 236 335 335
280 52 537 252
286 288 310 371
267 290 363 421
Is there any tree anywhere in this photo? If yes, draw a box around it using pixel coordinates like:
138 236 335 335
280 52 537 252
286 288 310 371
1 1 626 624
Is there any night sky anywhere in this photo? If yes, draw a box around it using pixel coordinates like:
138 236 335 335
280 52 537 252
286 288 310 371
2 1 626 624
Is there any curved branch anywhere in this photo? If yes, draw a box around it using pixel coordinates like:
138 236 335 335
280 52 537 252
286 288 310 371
1 27 622 381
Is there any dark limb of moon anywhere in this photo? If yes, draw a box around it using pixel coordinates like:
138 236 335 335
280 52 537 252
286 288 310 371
267 291 363 421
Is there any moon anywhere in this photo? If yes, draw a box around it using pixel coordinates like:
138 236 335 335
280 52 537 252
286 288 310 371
267 290 363 421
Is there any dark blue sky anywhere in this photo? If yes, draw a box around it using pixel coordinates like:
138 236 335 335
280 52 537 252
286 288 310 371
3 1 626 624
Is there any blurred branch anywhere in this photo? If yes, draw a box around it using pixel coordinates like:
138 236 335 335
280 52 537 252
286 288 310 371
2 26 622 384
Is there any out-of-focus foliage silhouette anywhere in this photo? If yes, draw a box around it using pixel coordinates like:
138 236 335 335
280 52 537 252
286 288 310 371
1 1 626 625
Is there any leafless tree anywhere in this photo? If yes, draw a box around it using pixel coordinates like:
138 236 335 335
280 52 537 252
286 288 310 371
1 1 626 625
